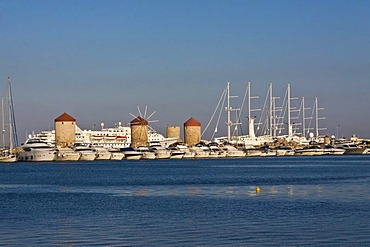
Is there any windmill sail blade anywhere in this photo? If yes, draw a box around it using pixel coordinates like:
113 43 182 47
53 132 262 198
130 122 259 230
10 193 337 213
137 106 142 118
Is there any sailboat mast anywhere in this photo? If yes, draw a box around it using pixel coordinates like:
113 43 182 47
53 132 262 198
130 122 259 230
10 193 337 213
246 81 259 138
1 97 4 148
247 81 251 121
287 83 292 137
227 82 231 142
269 83 273 137
315 97 319 138
272 96 277 137
8 78 13 150
302 97 306 138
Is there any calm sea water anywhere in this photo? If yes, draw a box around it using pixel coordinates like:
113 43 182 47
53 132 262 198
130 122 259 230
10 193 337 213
0 156 369 246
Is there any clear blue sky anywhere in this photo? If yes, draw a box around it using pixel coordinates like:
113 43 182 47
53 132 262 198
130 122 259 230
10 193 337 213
1 0 369 141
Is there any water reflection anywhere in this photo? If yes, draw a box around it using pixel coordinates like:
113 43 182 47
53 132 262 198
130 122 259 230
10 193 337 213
1 182 368 201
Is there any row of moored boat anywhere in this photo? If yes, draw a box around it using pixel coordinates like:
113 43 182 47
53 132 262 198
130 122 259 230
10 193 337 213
3 138 370 163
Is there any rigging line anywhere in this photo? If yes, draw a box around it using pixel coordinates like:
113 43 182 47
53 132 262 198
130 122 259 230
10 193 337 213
296 98 303 132
202 87 227 136
232 110 244 137
256 86 270 136
277 87 288 134
307 99 315 134
296 98 303 119
211 90 227 141
238 110 244 136
260 106 269 137
236 83 248 135
9 79 18 147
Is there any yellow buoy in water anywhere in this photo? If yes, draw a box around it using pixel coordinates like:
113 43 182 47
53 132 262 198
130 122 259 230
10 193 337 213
256 186 261 193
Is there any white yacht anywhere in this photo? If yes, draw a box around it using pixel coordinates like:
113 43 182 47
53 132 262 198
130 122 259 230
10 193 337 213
150 142 171 159
275 145 295 156
32 130 56 147
0 149 17 163
322 145 345 155
190 145 210 159
74 145 97 161
244 148 262 157
172 143 195 159
295 145 324 156
17 138 56 162
336 143 366 155
136 146 156 160
259 147 276 157
56 147 81 161
222 145 245 158
93 147 112 160
108 148 125 160
121 147 143 160
208 144 226 158
169 148 185 159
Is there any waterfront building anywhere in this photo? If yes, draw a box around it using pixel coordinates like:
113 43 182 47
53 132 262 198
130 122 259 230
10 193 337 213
55 112 76 148
130 116 149 148
166 126 181 142
184 117 201 147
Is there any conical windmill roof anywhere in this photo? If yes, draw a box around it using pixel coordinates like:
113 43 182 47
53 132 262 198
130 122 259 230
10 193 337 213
184 117 201 127
130 116 148 125
55 112 76 122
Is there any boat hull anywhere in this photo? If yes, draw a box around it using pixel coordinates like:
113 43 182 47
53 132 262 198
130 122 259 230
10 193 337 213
95 153 112 160
124 152 142 160
110 152 125 160
17 150 56 162
141 152 156 160
170 151 185 159
79 153 97 161
0 155 17 163
56 151 81 161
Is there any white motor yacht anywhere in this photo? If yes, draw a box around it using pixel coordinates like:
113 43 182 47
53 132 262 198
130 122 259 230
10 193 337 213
208 143 226 158
93 147 112 160
178 144 195 159
56 147 81 161
108 148 125 160
222 145 245 158
168 147 185 159
275 146 295 156
322 145 345 155
191 145 210 159
17 138 56 162
259 149 276 157
136 146 156 160
121 147 143 160
0 149 17 163
150 143 171 159
295 146 324 156
74 145 97 161
336 143 366 155
245 148 262 157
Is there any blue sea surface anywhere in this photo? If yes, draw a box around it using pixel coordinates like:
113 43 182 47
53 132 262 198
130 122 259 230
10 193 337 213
0 156 369 246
